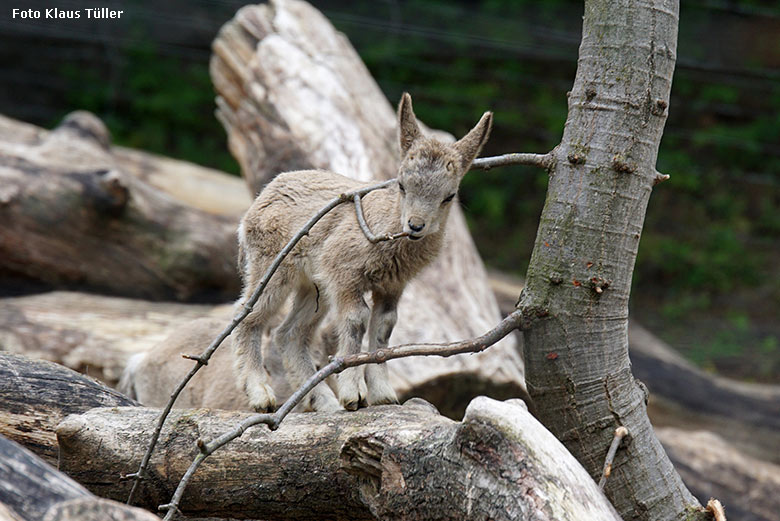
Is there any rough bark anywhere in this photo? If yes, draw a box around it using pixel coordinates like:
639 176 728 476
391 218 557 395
0 435 159 521
0 112 240 301
516 1 697 520
57 398 620 521
0 353 137 465
209 0 524 402
658 427 780 521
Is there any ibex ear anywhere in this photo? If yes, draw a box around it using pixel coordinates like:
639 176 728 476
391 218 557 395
454 111 493 172
398 93 422 156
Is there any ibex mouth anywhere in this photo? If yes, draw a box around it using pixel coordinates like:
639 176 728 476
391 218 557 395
408 234 423 241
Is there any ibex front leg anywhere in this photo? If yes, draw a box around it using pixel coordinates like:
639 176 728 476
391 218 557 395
365 291 400 406
334 293 370 411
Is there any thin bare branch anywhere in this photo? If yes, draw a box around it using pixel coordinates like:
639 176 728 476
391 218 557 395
126 178 396 506
353 193 409 243
160 307 524 519
471 152 554 171
598 426 629 489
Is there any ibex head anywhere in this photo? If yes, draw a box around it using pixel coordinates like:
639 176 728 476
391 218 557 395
396 93 492 240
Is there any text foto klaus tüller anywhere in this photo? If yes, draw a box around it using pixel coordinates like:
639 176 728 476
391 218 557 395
11 8 124 19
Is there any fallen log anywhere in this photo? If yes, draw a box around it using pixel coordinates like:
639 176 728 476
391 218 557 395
209 0 525 408
0 291 228 387
0 353 137 465
0 435 158 521
658 427 780 521
631 323 780 465
112 146 251 217
57 398 620 521
0 112 241 301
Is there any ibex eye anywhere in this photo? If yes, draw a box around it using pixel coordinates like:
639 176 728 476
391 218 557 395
442 193 456 204
398 182 406 194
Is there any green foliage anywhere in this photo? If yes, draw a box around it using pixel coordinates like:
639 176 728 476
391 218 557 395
58 36 238 175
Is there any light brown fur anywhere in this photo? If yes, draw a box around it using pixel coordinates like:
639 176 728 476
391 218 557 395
235 93 492 412
119 318 253 411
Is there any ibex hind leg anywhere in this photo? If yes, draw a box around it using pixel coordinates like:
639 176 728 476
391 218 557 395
275 284 341 412
233 268 291 413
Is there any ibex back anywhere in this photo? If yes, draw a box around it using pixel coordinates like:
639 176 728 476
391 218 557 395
235 93 492 412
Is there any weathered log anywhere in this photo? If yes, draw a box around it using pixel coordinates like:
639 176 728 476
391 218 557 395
0 353 137 465
0 435 159 521
658 427 780 521
57 398 620 521
209 0 524 406
111 146 251 217
0 291 229 386
0 112 241 301
631 323 780 465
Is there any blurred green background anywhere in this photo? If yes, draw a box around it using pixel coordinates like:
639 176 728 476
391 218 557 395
1 0 778 383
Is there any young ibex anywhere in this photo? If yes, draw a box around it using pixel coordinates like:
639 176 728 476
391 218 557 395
235 93 492 412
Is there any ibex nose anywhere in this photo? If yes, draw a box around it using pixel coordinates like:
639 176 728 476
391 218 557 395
408 219 425 233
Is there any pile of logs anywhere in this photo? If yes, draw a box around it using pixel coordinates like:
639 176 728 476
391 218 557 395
0 1 778 520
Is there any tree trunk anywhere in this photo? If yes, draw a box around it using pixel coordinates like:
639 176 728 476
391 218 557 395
0 112 241 301
0 353 137 465
0 435 159 521
209 0 525 403
517 1 700 520
57 398 620 521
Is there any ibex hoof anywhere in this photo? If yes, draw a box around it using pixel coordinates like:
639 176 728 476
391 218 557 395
367 389 399 407
247 381 277 413
341 399 360 411
253 403 276 413
337 368 365 411
309 389 342 413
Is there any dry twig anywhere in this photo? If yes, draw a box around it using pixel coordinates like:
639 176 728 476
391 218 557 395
598 426 629 489
471 151 553 170
353 193 409 242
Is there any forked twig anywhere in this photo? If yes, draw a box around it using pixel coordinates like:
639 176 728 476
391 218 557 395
126 178 396 505
353 194 409 242
160 307 524 519
598 426 629 489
